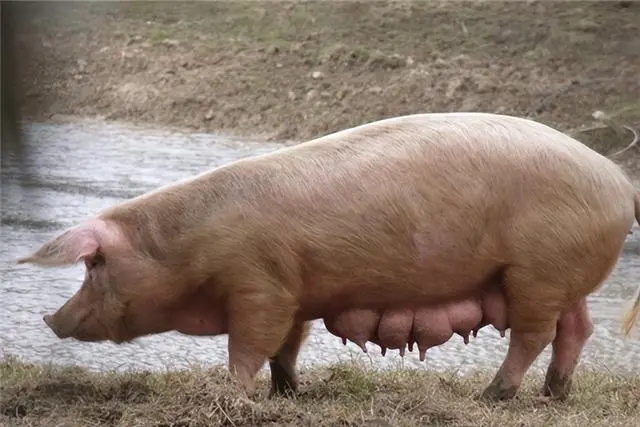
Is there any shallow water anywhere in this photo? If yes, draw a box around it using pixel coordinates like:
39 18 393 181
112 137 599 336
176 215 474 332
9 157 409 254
2 119 640 378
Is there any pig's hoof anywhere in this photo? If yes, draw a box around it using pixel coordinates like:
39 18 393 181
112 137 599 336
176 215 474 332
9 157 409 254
268 360 298 398
479 383 518 402
542 369 572 401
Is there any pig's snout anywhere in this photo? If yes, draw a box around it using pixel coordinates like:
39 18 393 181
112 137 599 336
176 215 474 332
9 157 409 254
43 313 71 339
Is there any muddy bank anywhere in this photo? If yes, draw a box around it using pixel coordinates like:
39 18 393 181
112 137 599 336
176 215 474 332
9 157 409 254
11 2 639 158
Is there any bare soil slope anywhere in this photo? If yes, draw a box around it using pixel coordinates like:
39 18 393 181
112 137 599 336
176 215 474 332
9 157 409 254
12 2 639 163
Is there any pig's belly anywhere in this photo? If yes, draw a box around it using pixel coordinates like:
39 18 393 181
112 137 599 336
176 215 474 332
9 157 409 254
322 286 507 359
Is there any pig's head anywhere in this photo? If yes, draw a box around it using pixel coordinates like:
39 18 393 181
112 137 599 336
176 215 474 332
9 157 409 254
17 217 178 344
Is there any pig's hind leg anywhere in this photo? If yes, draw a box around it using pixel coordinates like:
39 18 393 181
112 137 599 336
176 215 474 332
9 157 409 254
480 266 562 401
226 279 299 397
542 297 593 400
268 320 311 397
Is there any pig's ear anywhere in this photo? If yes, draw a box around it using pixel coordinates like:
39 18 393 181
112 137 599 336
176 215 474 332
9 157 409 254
16 222 102 267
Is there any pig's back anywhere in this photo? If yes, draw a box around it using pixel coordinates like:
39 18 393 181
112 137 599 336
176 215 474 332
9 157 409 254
218 113 634 292
245 112 633 216
289 112 624 182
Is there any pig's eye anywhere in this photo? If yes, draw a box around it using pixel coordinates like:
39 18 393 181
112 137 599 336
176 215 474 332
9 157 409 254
85 253 105 270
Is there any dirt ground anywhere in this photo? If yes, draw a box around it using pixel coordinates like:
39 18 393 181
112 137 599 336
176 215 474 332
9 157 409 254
2 356 640 427
10 2 640 168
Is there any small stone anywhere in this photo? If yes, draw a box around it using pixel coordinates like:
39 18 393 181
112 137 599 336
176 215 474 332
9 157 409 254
162 39 179 47
276 63 283 68
306 89 319 101
127 35 143 45
577 19 599 31
451 54 469 63
368 86 383 94
434 58 447 67
406 56 415 66
446 77 464 99
311 71 324 79
204 109 214 120
592 110 608 121
76 59 87 73
287 90 296 101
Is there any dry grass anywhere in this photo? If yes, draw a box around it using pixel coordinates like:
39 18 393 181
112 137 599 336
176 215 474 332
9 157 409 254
1 355 639 427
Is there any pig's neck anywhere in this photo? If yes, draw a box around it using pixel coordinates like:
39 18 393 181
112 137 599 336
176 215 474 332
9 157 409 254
100 164 257 269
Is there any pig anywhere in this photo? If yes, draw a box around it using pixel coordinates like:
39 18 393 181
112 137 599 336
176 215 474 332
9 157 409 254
16 112 640 402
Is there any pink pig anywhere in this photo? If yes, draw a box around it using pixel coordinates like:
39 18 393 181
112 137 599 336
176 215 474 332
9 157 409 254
18 112 640 402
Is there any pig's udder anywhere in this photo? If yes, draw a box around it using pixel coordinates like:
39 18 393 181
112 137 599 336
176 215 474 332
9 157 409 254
323 288 508 359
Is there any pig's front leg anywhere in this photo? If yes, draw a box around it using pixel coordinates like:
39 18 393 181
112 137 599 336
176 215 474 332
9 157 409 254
226 280 299 397
268 320 311 397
